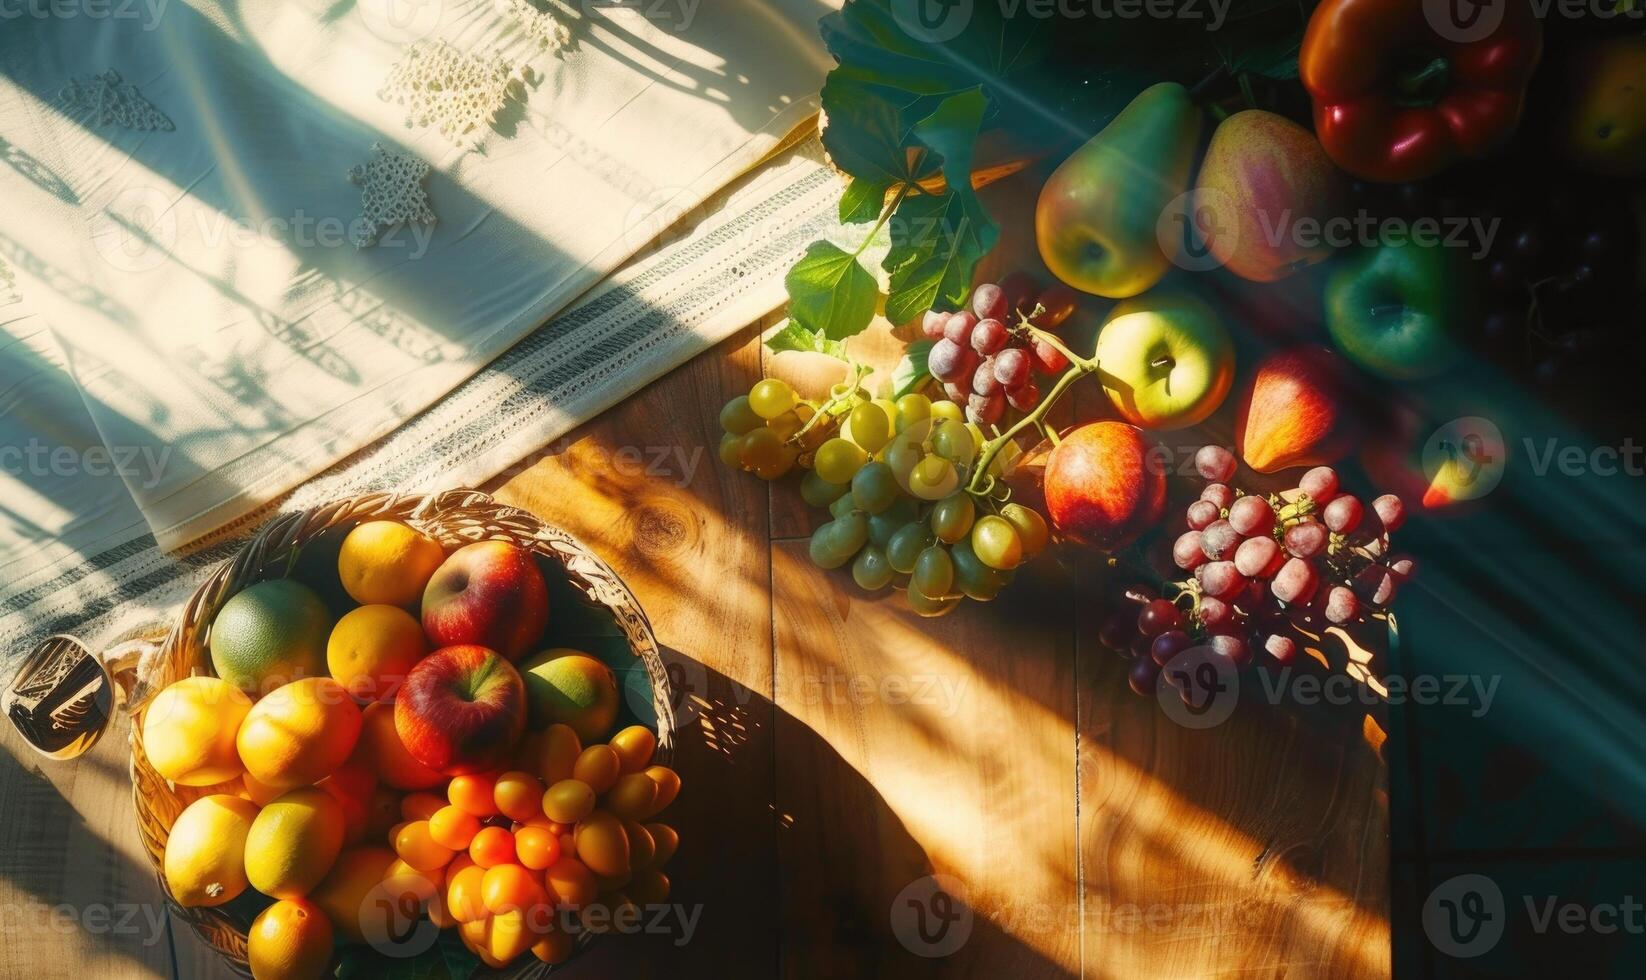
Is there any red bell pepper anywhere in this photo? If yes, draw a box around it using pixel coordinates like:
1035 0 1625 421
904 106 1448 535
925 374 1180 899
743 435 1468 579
1300 0 1543 183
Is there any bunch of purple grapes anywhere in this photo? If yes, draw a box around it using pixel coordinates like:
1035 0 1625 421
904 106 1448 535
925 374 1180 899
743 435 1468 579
922 273 1077 426
1102 445 1417 698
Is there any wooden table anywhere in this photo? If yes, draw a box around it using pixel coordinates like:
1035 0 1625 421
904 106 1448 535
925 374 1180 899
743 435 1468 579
0 312 1389 978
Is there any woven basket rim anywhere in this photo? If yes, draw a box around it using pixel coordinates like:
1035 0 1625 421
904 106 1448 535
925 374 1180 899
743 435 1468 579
127 488 675 977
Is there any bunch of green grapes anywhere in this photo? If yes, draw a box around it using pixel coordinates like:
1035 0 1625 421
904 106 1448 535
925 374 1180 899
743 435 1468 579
718 380 1051 617
716 378 829 479
803 394 1048 618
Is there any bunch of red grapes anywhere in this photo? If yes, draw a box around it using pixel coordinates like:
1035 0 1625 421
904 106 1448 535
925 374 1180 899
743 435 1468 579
922 273 1078 426
1102 445 1417 698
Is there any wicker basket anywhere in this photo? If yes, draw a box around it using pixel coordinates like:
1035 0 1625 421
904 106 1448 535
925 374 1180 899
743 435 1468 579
126 489 674 977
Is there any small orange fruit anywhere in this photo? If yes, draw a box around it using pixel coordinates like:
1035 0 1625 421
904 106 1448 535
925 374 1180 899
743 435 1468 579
449 772 502 817
428 805 481 850
469 826 516 868
514 825 561 871
481 863 546 914
493 771 544 823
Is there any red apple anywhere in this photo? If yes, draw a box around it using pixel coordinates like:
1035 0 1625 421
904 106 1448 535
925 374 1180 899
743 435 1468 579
395 645 527 775
1042 421 1166 550
421 541 548 661
1235 346 1361 474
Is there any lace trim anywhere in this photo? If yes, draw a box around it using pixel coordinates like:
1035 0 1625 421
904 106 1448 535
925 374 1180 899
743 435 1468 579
379 41 530 150
496 0 572 50
57 70 174 132
347 142 438 248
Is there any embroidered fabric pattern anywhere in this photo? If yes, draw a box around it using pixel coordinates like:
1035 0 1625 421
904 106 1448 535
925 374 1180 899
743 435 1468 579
496 0 572 50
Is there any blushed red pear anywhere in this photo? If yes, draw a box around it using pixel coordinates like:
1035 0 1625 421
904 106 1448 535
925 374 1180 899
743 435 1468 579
1236 346 1359 473
1042 421 1166 550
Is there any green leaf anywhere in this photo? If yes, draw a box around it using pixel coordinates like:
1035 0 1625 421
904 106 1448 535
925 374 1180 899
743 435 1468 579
890 339 935 399
883 189 995 325
839 178 891 224
785 241 880 341
765 317 848 360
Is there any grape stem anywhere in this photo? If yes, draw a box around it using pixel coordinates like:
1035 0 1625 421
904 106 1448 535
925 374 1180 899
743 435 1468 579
788 362 872 446
965 321 1101 497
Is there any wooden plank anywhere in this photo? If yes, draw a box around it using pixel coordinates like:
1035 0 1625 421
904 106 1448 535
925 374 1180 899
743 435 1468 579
487 324 779 975
0 715 177 979
1076 631 1390 978
770 540 1081 977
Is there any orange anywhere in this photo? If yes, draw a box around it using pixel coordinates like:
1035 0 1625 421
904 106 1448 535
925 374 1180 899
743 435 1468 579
163 794 259 908
326 604 427 702
309 846 396 943
316 762 377 845
534 724 582 785
355 702 445 791
248 898 333 980
336 521 444 606
142 676 251 787
245 788 347 900
645 823 678 868
237 678 362 791
363 788 403 842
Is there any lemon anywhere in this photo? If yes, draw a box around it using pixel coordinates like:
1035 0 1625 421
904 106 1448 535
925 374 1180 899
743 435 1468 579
143 676 252 786
164 794 259 907
248 898 334 980
210 580 332 696
308 846 396 943
237 677 362 790
326 604 427 702
245 788 347 899
519 648 619 742
337 521 445 606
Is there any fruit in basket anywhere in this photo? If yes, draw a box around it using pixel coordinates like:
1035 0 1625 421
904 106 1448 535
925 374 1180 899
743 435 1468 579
143 676 252 786
309 845 397 943
245 788 347 899
520 648 619 742
1235 347 1359 473
237 677 363 790
1193 110 1346 282
326 604 428 702
209 580 331 696
609 724 657 773
337 520 445 607
315 761 377 845
1043 421 1166 549
353 701 446 790
1325 241 1465 380
247 898 334 980
1092 290 1234 430
573 809 631 877
164 794 259 907
1037 82 1203 298
421 541 549 661
396 645 527 775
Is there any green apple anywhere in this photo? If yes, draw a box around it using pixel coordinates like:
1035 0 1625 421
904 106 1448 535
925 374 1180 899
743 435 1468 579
1093 290 1235 430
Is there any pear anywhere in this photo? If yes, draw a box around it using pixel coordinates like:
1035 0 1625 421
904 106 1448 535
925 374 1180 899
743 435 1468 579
1035 83 1203 299
1194 110 1347 282
1235 347 1362 474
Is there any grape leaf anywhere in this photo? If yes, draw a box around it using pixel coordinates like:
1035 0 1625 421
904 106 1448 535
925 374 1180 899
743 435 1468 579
890 339 935 399
785 241 880 340
839 178 890 224
765 318 848 360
